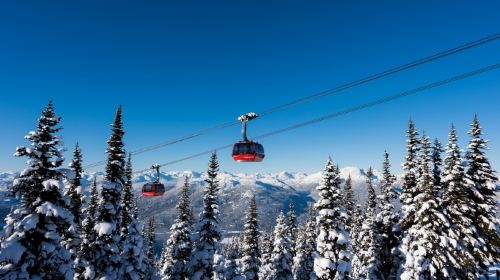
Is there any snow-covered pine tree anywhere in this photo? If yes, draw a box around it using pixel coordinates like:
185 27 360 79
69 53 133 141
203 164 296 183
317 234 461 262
90 105 126 279
120 154 148 280
432 138 444 191
0 101 75 279
292 226 306 280
237 233 245 259
287 202 297 260
265 211 293 280
342 175 354 232
314 158 351 280
160 176 193 280
158 238 169 273
400 119 420 231
121 198 147 280
143 216 157 279
376 151 401 280
292 206 317 280
241 195 260 280
441 125 478 278
465 115 500 277
215 238 243 280
120 153 134 243
259 231 274 279
354 167 381 280
63 144 84 262
75 177 99 279
190 152 222 280
66 143 84 228
213 244 227 280
401 133 454 279
350 203 363 256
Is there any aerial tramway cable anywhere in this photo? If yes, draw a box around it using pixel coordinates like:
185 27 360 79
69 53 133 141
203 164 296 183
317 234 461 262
83 33 500 170
133 62 500 174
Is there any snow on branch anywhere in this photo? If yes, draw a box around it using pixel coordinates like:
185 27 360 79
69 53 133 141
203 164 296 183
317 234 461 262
238 112 258 122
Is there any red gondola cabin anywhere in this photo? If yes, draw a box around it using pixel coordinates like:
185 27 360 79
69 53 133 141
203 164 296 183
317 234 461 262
142 164 165 196
142 182 165 196
232 141 265 162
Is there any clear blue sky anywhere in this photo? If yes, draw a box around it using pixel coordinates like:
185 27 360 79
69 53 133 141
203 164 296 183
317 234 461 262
1 1 499 174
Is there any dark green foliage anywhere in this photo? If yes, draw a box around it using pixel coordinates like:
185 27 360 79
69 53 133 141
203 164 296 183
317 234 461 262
242 195 260 280
92 105 126 279
400 119 420 231
465 115 500 276
75 177 99 280
105 105 126 183
431 138 444 192
190 152 222 280
287 202 297 259
343 174 354 232
161 176 193 280
121 153 133 239
402 133 453 279
376 151 401 280
354 167 381 279
1 101 74 279
68 144 84 226
442 125 477 278
315 158 350 280
292 206 317 280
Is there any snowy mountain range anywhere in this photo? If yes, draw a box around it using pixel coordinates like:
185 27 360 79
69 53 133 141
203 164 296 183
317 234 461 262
0 167 390 235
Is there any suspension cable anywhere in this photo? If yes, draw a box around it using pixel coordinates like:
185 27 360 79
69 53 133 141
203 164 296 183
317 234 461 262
84 33 500 170
133 62 500 174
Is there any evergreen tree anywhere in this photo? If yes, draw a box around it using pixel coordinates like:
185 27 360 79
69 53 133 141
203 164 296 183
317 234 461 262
120 156 148 280
400 119 420 231
441 125 477 278
214 238 243 280
241 195 260 280
314 158 351 280
121 198 147 280
292 206 317 280
376 151 401 280
190 152 222 280
75 177 99 279
431 138 444 191
237 233 245 259
90 105 126 279
350 203 363 256
287 202 297 260
0 101 74 279
121 153 134 242
63 144 84 263
342 175 355 232
401 133 454 279
265 212 293 280
67 143 84 226
158 238 169 273
465 115 500 277
259 232 274 279
353 167 381 279
161 176 193 280
144 216 157 279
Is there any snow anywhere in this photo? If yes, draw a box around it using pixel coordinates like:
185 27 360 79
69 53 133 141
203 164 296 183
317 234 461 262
0 239 26 263
95 222 115 236
36 202 72 219
19 213 39 231
42 179 62 190
238 112 258 122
